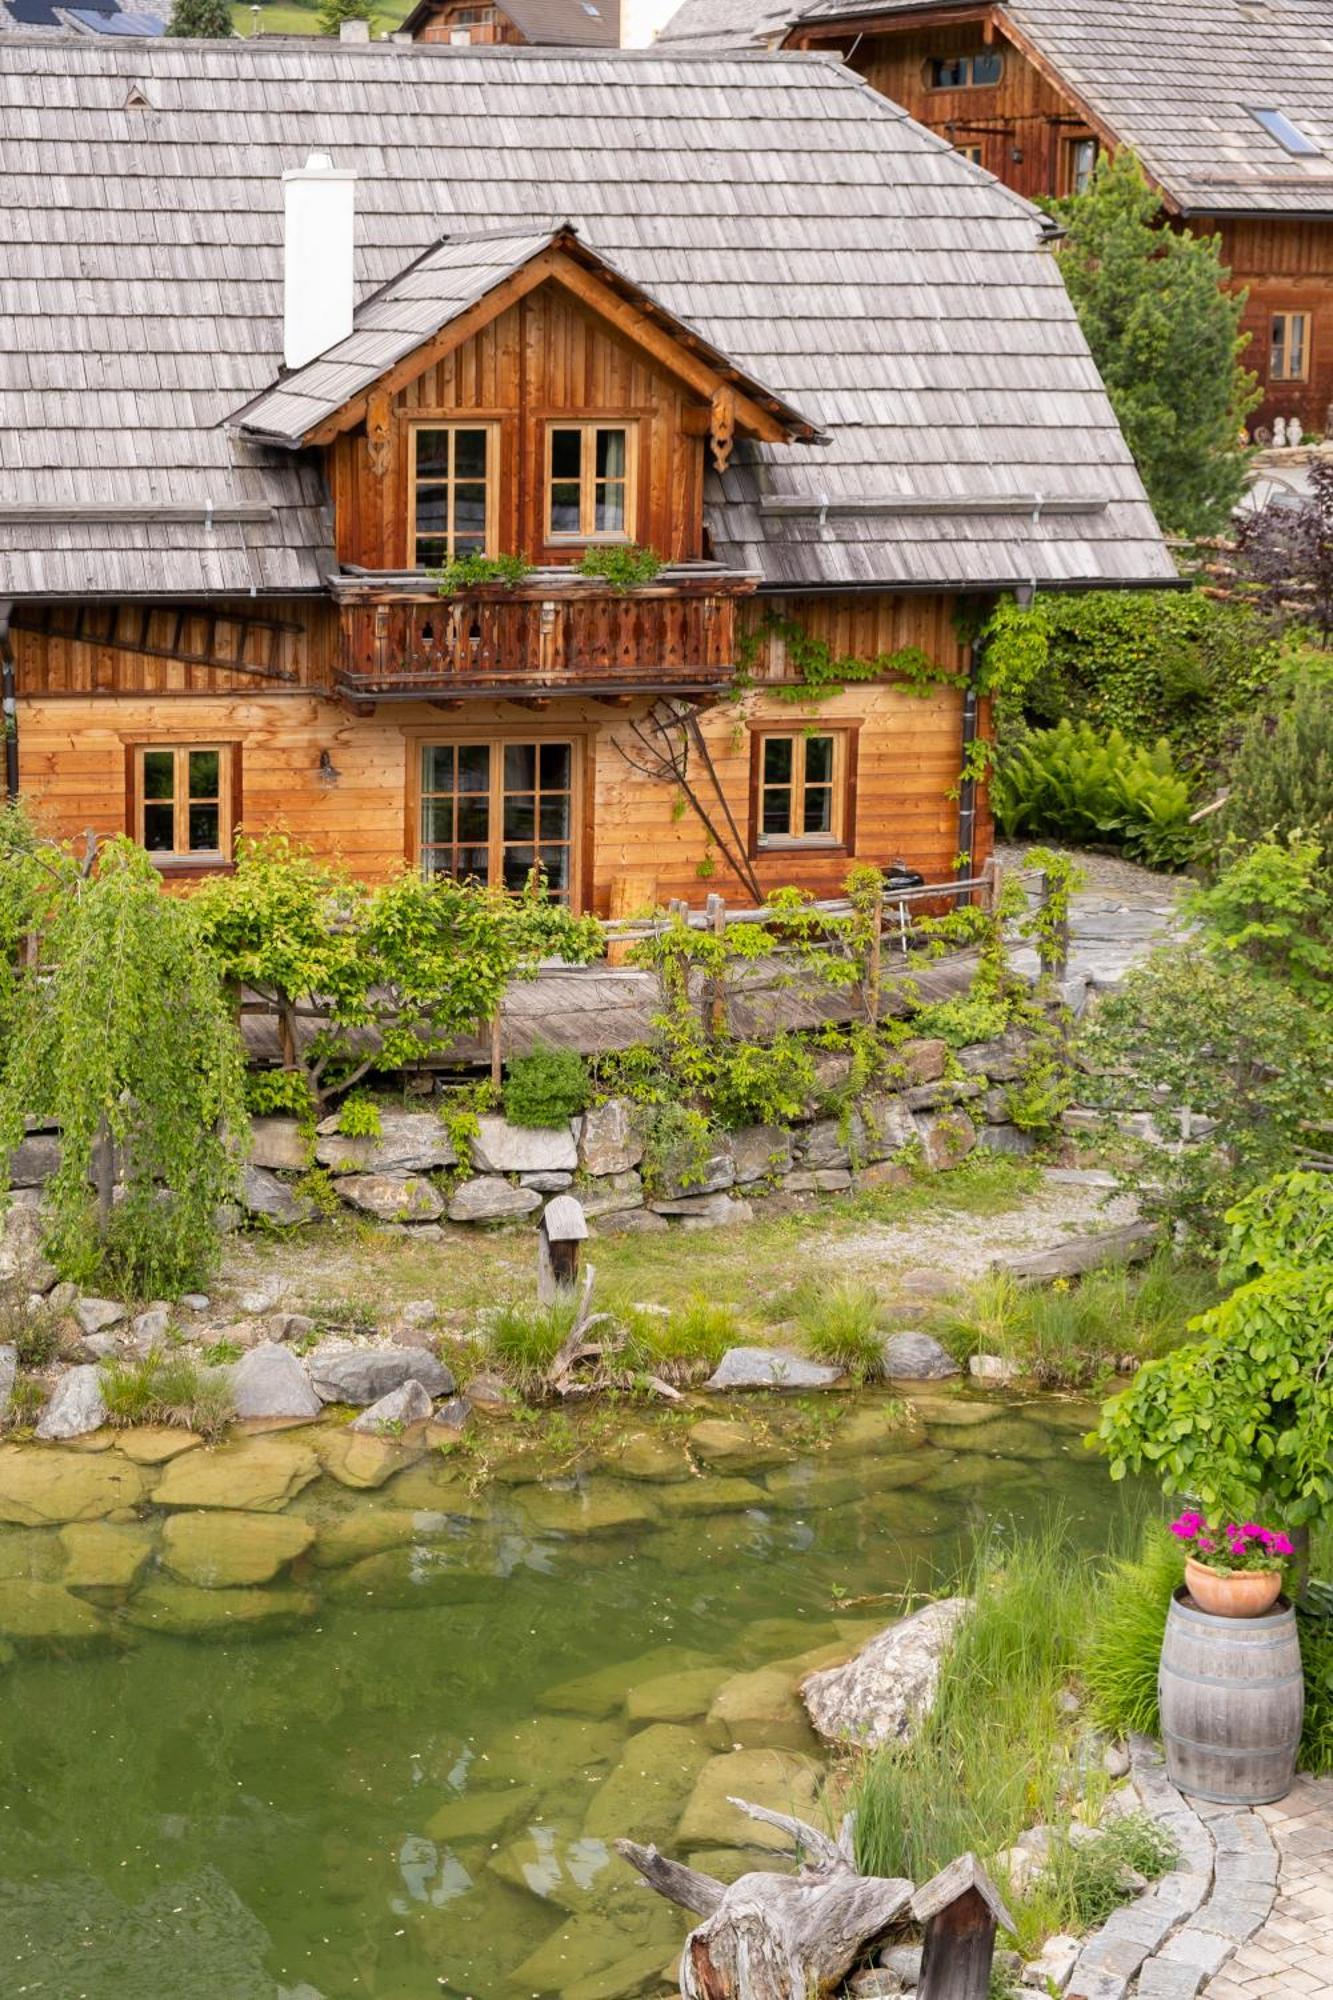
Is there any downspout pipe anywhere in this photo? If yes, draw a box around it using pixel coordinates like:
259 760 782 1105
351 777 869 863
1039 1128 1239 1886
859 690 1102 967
0 600 18 805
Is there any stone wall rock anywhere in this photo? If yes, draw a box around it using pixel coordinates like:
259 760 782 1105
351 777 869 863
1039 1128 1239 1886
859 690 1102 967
248 1118 312 1172
447 1177 543 1224
0 1203 56 1292
9 1134 60 1188
241 1165 316 1227
470 1116 577 1175
313 1109 457 1176
336 1174 443 1223
577 1099 648 1176
307 1341 453 1406
730 1124 792 1184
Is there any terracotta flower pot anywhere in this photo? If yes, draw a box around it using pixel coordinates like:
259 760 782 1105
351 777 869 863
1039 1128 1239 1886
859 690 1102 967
1185 1556 1283 1619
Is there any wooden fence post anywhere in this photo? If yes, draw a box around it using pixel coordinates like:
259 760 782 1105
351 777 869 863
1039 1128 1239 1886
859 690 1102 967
864 899 883 1024
706 891 728 1038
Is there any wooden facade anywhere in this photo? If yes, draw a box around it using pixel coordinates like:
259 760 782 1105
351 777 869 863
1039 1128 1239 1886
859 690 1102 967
786 7 1333 436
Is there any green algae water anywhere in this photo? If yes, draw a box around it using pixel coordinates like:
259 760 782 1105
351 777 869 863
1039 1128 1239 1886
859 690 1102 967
0 1394 1131 2000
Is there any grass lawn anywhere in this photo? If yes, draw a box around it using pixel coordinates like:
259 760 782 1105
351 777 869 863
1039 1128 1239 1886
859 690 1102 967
230 0 410 35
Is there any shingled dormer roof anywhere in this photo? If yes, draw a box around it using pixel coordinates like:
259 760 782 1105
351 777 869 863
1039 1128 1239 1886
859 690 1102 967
784 0 1333 218
230 221 825 449
0 38 1173 599
399 0 619 42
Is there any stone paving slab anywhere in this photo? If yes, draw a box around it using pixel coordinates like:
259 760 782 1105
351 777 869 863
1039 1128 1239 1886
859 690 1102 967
1198 1776 1333 1999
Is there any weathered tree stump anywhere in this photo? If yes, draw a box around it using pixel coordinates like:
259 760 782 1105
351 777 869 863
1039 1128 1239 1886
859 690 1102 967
617 1799 913 2000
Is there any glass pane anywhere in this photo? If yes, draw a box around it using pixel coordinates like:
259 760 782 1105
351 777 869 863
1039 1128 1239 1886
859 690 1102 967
594 483 625 534
142 750 174 802
550 429 582 480
188 749 220 798
143 803 175 852
454 531 486 555
504 795 535 841
762 738 793 784
453 429 488 479
805 736 835 785
415 430 450 476
762 788 792 837
596 429 626 477
458 744 490 793
423 746 454 793
540 742 571 788
421 847 448 880
504 744 538 791
538 845 570 891
550 483 581 534
454 484 487 537
502 845 537 891
802 786 833 836
415 487 447 534
423 799 455 845
457 797 488 843
1292 317 1308 375
415 538 446 570
457 846 491 882
539 795 570 839
188 804 220 851
972 48 1002 82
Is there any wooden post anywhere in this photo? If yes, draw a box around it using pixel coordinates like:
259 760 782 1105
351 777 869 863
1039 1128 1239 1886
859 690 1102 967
706 891 727 1038
864 898 883 1024
537 1194 588 1305
912 1854 1013 2000
983 853 1003 914
490 1009 503 1090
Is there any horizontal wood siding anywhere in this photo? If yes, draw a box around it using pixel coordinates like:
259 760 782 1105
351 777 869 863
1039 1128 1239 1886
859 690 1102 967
15 591 988 906
330 282 707 573
11 599 336 698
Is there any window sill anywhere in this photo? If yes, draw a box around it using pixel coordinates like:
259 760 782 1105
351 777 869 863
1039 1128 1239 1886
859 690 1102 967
545 535 634 548
757 836 846 853
146 854 235 878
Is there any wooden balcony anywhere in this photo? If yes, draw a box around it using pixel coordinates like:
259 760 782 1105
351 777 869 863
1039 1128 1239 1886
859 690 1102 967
331 565 754 701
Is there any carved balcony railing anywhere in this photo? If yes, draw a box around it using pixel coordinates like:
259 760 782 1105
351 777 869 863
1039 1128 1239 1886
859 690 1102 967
330 564 755 699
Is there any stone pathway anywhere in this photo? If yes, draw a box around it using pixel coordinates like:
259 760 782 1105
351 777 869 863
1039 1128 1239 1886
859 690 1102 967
1065 1740 1333 2000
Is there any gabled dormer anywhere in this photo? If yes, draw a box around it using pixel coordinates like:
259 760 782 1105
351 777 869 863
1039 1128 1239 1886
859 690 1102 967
400 0 619 44
232 210 820 579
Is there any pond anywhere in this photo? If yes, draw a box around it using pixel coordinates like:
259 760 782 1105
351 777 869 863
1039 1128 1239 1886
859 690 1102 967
0 1392 1130 2000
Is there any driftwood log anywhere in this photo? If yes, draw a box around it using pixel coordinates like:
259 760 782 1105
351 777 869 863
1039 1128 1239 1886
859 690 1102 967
617 1799 913 1999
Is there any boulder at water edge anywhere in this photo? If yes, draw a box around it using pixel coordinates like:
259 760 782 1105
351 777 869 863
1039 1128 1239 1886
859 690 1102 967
879 1331 959 1381
705 1346 841 1392
308 1340 453 1405
800 1597 969 1748
35 1364 107 1440
349 1379 435 1433
230 1341 322 1421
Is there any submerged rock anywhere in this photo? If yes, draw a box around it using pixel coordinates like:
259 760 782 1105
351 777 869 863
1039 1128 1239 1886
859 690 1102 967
0 1445 148 1524
122 1580 319 1637
542 1645 715 1720
706 1663 820 1753
308 1507 430 1568
686 1420 788 1475
676 1746 823 1851
308 1340 452 1406
58 1520 154 1591
518 1483 657 1539
479 1714 623 1787
583 1721 713 1843
625 1665 731 1726
161 1509 316 1588
704 1347 841 1392
153 1434 320 1512
425 1784 540 1844
0 1577 110 1645
655 1475 769 1517
801 1597 969 1748
313 1428 422 1490
114 1426 202 1466
230 1341 322 1421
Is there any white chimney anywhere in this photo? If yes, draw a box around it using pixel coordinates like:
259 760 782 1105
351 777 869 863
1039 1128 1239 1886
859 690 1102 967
282 150 356 372
338 16 369 38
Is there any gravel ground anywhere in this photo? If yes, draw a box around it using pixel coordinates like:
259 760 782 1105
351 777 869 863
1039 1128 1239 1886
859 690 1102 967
994 840 1186 905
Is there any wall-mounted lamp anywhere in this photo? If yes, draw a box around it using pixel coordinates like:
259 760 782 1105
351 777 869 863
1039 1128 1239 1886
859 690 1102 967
318 749 341 786
1010 145 1024 163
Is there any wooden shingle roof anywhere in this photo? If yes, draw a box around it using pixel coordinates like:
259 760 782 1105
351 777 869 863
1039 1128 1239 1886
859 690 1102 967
785 0 1333 218
0 38 1173 599
398 0 620 47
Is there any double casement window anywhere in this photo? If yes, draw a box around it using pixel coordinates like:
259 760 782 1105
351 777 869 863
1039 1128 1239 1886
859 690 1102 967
546 422 635 542
753 729 852 849
1270 312 1310 383
925 49 1003 88
418 738 578 902
132 745 234 863
408 422 497 567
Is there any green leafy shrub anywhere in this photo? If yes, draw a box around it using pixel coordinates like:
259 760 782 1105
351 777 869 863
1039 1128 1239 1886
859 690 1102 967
336 1091 383 1139
1 1373 46 1433
435 552 532 594
1189 836 1333 1009
641 1102 716 1196
576 544 663 592
1084 1520 1183 1736
994 720 1196 868
1216 669 1333 884
1297 1598 1333 1775
502 1042 590 1129
908 992 1012 1048
792 1279 884 1383
707 1035 816 1130
244 1069 317 1121
0 1295 62 1371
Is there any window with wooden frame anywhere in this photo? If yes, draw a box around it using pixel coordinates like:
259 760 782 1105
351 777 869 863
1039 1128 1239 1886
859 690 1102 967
417 737 580 903
545 422 636 543
752 730 853 849
955 143 985 165
1271 311 1311 382
408 422 498 568
925 50 1003 89
1064 136 1099 195
131 745 235 862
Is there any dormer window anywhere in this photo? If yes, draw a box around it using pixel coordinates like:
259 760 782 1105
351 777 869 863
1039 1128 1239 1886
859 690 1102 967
1248 108 1322 157
546 422 636 543
409 423 496 568
926 50 1003 89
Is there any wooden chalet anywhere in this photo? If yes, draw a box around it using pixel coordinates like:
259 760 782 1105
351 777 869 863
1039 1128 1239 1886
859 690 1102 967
664 0 1333 440
400 0 618 48
0 38 1171 916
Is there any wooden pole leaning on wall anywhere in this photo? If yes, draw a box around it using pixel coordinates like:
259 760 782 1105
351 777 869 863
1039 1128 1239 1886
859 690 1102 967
705 891 728 1038
490 1009 503 1090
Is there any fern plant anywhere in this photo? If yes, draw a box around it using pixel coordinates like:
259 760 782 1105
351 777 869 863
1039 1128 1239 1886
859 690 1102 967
993 720 1196 868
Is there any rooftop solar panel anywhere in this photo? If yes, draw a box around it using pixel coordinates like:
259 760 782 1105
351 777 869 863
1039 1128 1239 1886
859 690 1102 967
5 0 69 24
66 5 164 24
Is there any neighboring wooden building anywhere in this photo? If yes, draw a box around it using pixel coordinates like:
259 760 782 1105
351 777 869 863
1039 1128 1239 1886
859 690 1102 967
401 0 617 46
0 37 1171 916
665 0 1333 440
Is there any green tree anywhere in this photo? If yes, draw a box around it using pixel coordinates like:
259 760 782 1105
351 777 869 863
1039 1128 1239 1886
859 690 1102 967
1051 152 1258 534
0 836 246 1297
316 0 377 32
167 0 235 34
1217 669 1333 885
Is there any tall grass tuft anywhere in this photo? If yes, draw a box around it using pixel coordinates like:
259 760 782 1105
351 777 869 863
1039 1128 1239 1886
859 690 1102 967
944 1250 1218 1387
1083 1520 1182 1737
622 1294 737 1384
487 1297 581 1391
99 1349 234 1442
793 1279 885 1383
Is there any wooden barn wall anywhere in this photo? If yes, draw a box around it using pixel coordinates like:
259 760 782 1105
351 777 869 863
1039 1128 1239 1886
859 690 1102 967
329 282 707 571
10 598 337 698
413 11 526 42
1205 218 1333 435
839 25 1097 199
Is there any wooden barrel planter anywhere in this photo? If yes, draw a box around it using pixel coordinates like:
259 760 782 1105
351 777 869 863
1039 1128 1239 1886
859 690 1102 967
1159 1588 1304 1805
